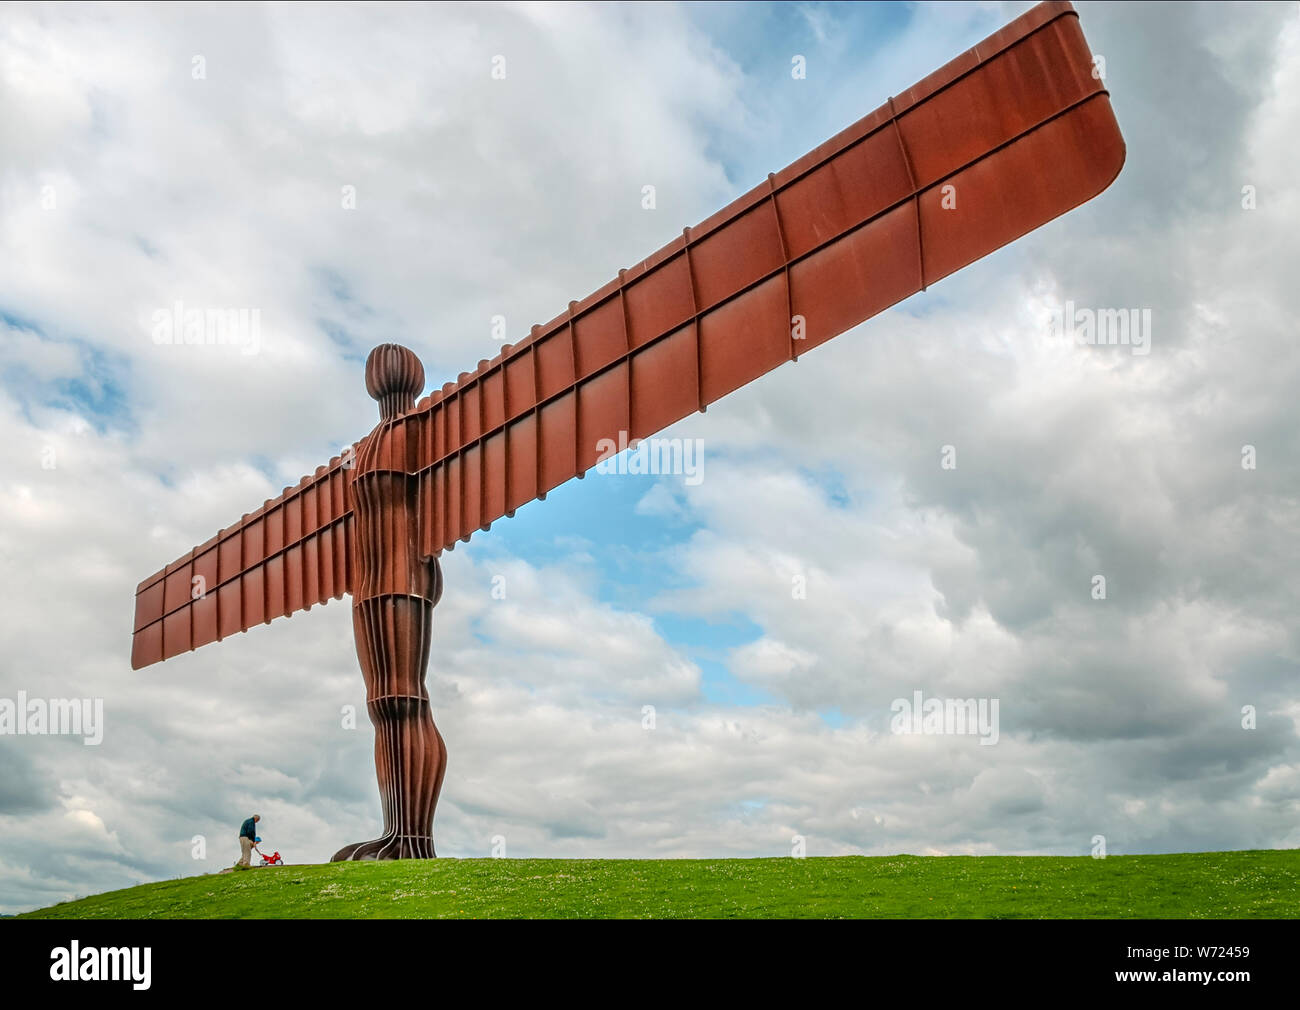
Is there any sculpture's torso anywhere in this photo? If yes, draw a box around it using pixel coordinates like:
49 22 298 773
350 418 441 605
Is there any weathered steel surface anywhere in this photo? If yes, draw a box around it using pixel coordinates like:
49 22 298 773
129 1 1122 858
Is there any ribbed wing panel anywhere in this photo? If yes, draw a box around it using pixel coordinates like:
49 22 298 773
131 453 357 669
407 1 1123 557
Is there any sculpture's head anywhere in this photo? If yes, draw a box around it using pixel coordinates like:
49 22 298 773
365 343 425 420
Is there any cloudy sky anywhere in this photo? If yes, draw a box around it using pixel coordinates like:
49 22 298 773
2 0 1298 914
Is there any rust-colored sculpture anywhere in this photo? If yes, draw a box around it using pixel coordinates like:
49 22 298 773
130 2 1124 859
334 345 447 860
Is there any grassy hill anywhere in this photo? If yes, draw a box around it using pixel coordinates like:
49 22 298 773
16 850 1298 919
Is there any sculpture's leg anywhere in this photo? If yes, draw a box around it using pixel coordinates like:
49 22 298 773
332 592 447 861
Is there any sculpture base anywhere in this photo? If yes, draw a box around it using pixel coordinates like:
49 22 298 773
331 834 437 861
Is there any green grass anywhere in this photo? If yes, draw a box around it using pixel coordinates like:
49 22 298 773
15 850 1298 919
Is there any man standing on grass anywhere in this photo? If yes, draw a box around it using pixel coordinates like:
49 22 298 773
236 814 261 869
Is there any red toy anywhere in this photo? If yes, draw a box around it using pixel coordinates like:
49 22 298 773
255 846 283 866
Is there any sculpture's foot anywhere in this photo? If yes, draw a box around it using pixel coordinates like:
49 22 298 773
330 837 381 862
331 834 436 861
